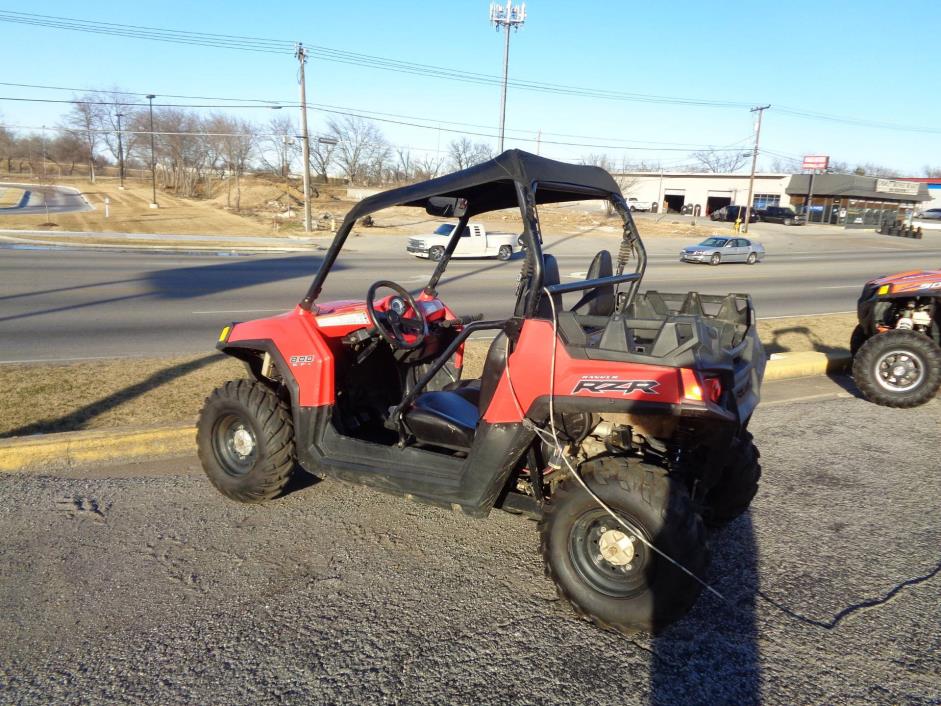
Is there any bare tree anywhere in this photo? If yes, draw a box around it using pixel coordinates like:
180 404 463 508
65 97 103 182
392 147 413 182
310 134 337 183
853 162 901 177
205 114 255 209
924 165 941 178
257 115 298 179
691 148 748 173
413 152 442 180
447 138 493 171
46 131 86 175
579 153 615 171
327 116 388 184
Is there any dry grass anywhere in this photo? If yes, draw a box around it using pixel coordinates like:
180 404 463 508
0 186 26 207
0 175 715 240
0 314 856 439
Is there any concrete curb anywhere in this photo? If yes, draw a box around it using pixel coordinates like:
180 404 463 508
0 424 193 474
764 350 852 381
0 351 853 474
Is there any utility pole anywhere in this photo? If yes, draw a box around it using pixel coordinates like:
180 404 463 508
490 1 526 153
742 104 770 233
296 43 313 233
146 94 159 208
116 112 126 189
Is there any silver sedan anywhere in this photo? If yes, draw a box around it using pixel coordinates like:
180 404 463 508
680 236 765 265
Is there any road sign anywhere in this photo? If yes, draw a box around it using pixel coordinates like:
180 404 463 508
802 155 829 171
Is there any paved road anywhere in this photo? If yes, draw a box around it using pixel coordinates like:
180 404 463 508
1 229 940 361
0 183 92 215
0 388 939 704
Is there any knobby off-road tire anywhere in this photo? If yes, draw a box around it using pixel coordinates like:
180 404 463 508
703 431 761 528
540 458 708 635
850 324 869 358
853 330 941 408
197 379 296 503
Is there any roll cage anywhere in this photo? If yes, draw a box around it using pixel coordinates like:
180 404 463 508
299 149 648 319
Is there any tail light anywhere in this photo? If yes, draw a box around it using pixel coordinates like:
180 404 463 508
680 369 722 403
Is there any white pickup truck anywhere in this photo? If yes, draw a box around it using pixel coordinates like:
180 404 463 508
407 223 521 261
627 197 653 212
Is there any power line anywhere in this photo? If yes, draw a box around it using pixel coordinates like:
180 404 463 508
0 95 757 153
0 80 748 148
0 10 755 109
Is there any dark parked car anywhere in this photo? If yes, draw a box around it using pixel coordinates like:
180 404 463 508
756 206 804 225
709 205 758 223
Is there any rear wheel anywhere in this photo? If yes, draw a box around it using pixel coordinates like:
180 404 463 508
197 379 296 502
703 432 761 527
429 246 445 262
541 458 708 634
746 252 757 265
497 244 512 261
853 330 941 408
710 253 721 266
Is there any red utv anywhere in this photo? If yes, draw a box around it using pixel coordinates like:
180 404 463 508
197 151 766 634
851 269 941 407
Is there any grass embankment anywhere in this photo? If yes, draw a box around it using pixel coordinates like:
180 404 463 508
0 175 709 239
0 314 856 439
0 186 26 207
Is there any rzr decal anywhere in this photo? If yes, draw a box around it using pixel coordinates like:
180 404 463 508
572 376 660 395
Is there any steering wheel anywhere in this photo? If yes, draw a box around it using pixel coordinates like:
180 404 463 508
365 280 429 350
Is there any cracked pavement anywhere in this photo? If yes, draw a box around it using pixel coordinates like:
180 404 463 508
1 395 939 704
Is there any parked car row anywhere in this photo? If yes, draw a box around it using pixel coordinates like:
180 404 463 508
709 204 805 225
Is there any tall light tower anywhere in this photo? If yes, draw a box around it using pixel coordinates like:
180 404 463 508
489 1 526 153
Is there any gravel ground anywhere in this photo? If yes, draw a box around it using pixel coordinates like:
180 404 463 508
0 396 939 705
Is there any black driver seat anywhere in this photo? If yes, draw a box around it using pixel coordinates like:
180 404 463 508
402 254 562 451
403 332 509 450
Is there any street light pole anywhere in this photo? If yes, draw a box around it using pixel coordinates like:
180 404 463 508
742 104 770 233
116 112 125 190
489 1 526 153
146 94 158 208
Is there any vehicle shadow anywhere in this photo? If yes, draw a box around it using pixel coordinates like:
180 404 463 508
1 355 221 438
762 325 848 356
144 255 332 300
650 513 761 705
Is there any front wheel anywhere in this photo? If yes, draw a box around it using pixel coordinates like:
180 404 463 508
710 253 721 266
541 458 708 634
429 246 445 262
197 379 297 502
703 431 761 527
853 330 941 408
497 244 512 261
746 252 757 265
850 324 868 358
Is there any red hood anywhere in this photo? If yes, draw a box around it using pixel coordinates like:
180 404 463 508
870 269 941 294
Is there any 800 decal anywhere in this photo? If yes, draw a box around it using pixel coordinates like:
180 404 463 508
290 355 314 367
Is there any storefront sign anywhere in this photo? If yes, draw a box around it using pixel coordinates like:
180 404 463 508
802 155 829 171
875 179 920 196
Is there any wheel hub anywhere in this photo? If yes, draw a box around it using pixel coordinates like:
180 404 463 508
231 427 255 456
876 350 924 392
598 529 635 566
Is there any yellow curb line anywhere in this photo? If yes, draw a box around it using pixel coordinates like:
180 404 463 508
0 424 194 474
0 351 851 473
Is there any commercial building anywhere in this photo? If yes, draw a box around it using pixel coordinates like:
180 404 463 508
786 174 930 227
899 177 941 211
615 171 931 228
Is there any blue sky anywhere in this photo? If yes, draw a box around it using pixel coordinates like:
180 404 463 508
0 0 936 173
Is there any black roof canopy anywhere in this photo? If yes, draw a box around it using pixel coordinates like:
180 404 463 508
344 149 623 221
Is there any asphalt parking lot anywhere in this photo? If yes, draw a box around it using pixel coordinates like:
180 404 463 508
1 389 939 705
